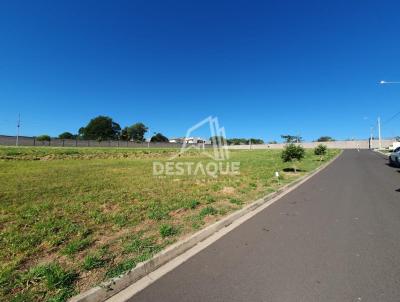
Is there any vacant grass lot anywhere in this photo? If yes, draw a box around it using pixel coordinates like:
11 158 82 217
0 146 339 301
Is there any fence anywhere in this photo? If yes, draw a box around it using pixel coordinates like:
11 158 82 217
0 135 394 149
228 139 394 150
0 135 195 148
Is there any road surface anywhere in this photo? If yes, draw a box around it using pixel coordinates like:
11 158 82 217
128 150 400 302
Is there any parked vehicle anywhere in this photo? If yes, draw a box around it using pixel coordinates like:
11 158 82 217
388 147 400 167
389 142 400 151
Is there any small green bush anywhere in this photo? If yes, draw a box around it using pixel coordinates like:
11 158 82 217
281 143 305 172
314 144 327 156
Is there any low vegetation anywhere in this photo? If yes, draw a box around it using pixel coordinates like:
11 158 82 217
314 144 328 161
0 146 339 301
281 143 306 172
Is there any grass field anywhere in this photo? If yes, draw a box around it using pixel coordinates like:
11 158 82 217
0 146 339 301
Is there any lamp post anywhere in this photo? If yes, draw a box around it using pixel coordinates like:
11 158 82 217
378 80 400 149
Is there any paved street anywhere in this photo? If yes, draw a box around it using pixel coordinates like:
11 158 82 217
129 150 400 302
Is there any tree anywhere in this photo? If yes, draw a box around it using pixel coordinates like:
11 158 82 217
268 140 278 144
120 127 129 141
58 132 75 139
317 136 334 142
151 133 169 142
211 136 228 146
80 116 121 141
281 143 305 173
249 138 264 144
314 144 327 161
127 123 148 142
36 135 51 142
281 134 302 143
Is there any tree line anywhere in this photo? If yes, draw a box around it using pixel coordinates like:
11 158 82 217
35 115 336 144
38 116 168 143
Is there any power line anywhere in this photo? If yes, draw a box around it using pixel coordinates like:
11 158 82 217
383 109 400 125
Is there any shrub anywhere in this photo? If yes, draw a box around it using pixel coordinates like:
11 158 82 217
314 144 328 161
281 143 305 173
314 144 327 156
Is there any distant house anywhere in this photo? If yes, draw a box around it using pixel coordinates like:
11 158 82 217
169 138 184 143
169 137 206 144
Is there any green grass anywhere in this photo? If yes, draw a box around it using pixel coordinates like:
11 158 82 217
159 224 179 238
0 146 339 301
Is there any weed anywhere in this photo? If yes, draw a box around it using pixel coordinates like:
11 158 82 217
184 199 200 209
82 254 107 271
229 198 243 205
159 224 178 238
62 237 92 256
105 259 136 278
199 206 218 217
147 201 169 220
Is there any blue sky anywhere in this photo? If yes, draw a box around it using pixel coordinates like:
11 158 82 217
1 0 400 142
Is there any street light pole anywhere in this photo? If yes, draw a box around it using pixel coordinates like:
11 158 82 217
379 80 400 148
377 117 382 149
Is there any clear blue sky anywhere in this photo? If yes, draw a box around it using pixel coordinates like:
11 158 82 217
1 0 400 142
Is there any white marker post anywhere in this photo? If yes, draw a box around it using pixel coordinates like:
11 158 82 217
275 171 280 185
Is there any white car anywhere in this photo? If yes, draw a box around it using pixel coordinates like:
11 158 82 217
389 147 400 167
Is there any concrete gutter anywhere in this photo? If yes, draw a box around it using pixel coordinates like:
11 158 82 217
70 151 343 302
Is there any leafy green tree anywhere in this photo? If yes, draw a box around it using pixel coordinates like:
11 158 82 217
210 136 228 146
317 136 334 142
151 133 169 142
36 135 51 142
120 127 129 141
127 123 148 142
80 116 121 141
314 144 327 161
249 138 264 144
58 132 75 139
268 140 278 144
281 143 305 173
281 134 302 143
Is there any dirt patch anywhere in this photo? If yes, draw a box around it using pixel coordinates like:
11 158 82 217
220 186 236 195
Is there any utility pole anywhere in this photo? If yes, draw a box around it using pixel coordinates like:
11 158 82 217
370 127 374 149
16 113 20 146
378 116 382 149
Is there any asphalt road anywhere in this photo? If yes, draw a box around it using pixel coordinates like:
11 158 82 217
130 150 400 302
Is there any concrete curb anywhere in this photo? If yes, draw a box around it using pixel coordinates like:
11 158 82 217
373 149 389 158
70 150 343 302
